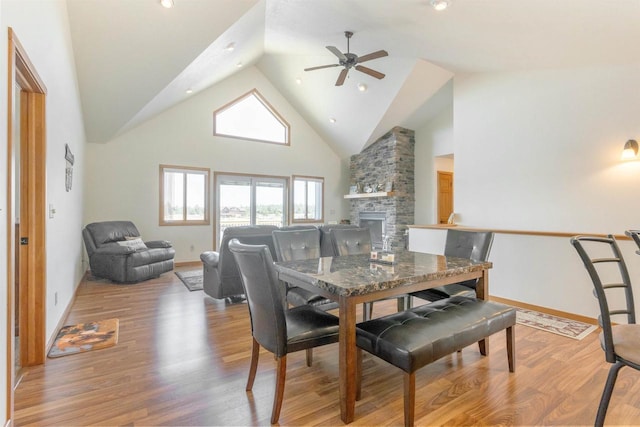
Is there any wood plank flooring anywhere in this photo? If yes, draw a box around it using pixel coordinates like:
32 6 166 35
13 267 640 426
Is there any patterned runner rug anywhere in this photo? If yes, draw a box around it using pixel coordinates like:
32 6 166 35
176 270 203 291
48 319 119 358
516 308 597 340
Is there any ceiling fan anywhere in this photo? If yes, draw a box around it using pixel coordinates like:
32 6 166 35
304 31 388 86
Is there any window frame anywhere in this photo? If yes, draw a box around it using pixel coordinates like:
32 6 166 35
213 88 291 146
291 175 325 223
159 164 210 226
214 171 289 249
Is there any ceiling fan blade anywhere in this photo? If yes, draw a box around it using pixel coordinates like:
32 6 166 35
326 46 347 62
357 50 388 63
355 65 385 80
304 64 340 72
335 68 348 86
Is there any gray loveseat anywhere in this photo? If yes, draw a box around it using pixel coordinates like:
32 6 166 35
83 221 175 283
200 224 361 301
200 225 279 300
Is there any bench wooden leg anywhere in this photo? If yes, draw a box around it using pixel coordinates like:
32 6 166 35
306 348 313 367
271 355 287 424
403 371 415 427
506 326 515 372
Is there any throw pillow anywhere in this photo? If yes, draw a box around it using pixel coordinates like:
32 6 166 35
117 238 147 251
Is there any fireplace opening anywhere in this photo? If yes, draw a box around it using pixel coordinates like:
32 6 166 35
359 211 386 249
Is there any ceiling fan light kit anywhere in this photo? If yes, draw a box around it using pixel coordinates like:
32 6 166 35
304 31 388 86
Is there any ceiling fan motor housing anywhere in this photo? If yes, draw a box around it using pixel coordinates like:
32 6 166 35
340 53 358 69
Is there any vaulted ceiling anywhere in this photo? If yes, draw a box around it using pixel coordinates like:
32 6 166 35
67 0 640 157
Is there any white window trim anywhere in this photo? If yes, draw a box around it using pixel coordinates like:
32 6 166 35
159 164 210 226
213 88 291 146
292 175 324 223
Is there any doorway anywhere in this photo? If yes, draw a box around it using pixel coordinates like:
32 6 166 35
6 28 48 421
437 171 453 224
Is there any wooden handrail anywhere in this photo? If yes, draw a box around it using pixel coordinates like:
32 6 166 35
408 224 631 241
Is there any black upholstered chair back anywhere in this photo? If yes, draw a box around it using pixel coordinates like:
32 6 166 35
444 229 494 261
331 227 372 256
571 235 636 363
229 239 287 357
272 228 321 262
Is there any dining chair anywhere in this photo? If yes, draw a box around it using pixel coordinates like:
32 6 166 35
331 227 409 321
229 239 340 424
409 229 494 305
272 228 338 312
625 229 640 254
570 235 640 427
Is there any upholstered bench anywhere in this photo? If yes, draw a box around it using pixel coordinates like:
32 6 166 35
356 296 516 427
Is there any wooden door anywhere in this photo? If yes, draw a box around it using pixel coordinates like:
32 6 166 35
437 171 453 224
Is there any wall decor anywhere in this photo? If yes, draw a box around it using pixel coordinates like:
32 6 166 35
65 144 74 192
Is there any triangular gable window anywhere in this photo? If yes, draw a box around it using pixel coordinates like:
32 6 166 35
214 89 290 145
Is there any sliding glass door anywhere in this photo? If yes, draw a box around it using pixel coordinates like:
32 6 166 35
215 173 288 247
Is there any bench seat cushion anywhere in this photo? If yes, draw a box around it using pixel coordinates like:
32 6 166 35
356 296 516 373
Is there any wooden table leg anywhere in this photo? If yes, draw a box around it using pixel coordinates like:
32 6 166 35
339 296 357 424
477 269 489 356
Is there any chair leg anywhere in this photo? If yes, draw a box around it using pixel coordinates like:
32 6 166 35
506 326 515 372
246 337 260 391
403 371 415 427
271 355 287 424
595 361 624 427
363 302 373 321
356 348 363 401
306 348 313 367
397 295 411 312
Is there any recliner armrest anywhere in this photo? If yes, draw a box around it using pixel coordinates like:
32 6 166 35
94 245 135 255
145 240 172 249
200 251 219 268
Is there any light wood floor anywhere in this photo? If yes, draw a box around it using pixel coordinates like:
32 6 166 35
13 266 640 426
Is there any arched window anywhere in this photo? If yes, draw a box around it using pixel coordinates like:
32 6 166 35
213 89 290 145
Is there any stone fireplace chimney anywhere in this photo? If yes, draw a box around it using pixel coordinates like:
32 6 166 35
349 127 415 251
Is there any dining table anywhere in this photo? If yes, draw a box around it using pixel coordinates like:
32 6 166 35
274 250 493 424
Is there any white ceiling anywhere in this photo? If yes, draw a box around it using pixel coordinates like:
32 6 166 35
67 0 640 156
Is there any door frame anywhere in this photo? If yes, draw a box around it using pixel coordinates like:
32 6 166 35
6 27 47 422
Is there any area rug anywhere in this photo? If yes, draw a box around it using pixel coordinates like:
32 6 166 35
48 318 119 358
176 270 203 291
516 308 597 340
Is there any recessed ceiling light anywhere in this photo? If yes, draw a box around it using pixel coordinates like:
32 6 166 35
329 117 336 123
295 77 302 85
225 42 236 52
358 83 368 92
236 62 243 68
430 0 451 11
185 88 193 94
160 0 174 9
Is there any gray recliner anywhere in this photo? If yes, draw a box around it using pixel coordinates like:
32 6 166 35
82 220 175 283
200 225 278 300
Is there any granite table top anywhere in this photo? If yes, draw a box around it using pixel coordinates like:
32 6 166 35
274 251 493 298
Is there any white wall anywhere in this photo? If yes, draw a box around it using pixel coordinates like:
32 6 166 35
414 108 453 224
84 66 347 262
0 0 86 423
411 65 640 319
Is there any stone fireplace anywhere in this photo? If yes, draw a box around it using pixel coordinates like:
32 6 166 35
359 211 386 249
349 127 415 251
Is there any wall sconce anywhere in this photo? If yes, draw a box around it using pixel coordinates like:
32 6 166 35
622 139 638 160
